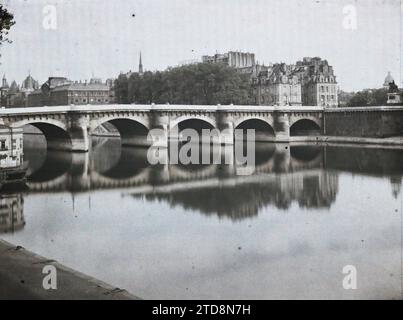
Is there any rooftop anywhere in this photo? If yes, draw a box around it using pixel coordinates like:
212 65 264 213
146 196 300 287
52 83 110 92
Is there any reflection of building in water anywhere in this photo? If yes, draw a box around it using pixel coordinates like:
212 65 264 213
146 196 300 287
0 194 25 233
279 171 339 208
137 171 339 220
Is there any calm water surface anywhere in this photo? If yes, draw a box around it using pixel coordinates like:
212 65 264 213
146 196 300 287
1 136 403 299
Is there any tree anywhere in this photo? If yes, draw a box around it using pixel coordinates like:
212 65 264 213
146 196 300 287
0 4 14 64
115 63 253 105
347 88 388 107
0 4 15 46
114 74 129 104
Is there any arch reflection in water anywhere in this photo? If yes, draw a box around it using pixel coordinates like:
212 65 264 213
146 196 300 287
21 138 403 221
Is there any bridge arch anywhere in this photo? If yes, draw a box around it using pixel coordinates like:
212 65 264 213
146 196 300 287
290 119 322 136
12 119 72 151
235 118 275 141
169 115 217 133
90 117 151 147
169 116 217 143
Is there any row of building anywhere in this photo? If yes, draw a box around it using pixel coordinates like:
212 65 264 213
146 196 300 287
0 74 115 108
202 51 338 107
1 51 399 108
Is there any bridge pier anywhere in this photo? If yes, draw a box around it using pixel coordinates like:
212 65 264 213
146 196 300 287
273 111 290 142
68 113 91 152
150 111 169 147
216 111 235 145
69 126 91 152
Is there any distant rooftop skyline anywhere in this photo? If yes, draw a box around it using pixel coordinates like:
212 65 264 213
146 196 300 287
0 0 401 92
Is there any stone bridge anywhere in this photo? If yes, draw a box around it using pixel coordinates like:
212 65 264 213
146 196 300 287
1 104 402 152
0 104 325 151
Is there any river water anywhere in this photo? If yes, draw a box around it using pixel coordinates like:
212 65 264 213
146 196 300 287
1 135 402 299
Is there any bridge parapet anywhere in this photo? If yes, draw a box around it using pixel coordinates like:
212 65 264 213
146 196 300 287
0 104 325 115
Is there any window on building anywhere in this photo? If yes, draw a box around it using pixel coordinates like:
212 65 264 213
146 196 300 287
0 140 6 150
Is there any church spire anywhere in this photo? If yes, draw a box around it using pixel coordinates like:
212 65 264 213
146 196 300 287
139 52 143 75
2 74 8 88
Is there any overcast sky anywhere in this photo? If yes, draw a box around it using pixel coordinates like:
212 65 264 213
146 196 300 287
0 0 401 91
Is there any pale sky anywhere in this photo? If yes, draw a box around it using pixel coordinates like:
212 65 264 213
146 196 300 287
0 0 401 91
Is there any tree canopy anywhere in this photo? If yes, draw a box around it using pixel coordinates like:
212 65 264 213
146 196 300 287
115 63 253 105
347 88 388 107
0 4 15 46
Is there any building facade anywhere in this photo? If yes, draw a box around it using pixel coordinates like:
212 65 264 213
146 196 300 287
202 51 256 69
26 77 115 107
251 57 338 107
202 52 338 107
50 82 112 105
0 126 23 169
296 57 338 107
1 74 40 108
0 75 115 107
252 63 302 106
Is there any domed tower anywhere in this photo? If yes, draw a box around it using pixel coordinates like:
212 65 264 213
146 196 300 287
383 71 394 89
21 74 39 93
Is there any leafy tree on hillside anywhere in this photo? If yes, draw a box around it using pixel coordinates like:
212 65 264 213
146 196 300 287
116 63 253 105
